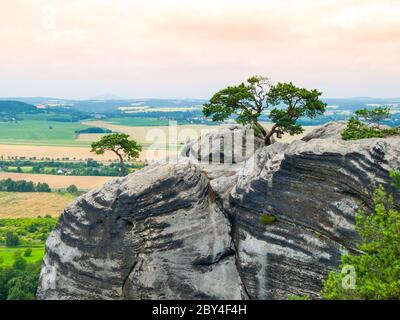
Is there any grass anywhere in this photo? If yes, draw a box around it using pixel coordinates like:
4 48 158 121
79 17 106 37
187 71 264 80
0 192 76 218
0 217 57 266
0 120 91 145
0 245 45 267
4 166 33 173
0 173 111 190
106 118 175 127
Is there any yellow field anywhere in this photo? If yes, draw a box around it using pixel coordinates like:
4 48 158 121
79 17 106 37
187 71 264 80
0 172 112 190
0 192 76 218
0 143 178 162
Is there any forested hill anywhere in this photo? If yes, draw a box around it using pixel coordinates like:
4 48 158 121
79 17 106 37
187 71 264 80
0 100 36 114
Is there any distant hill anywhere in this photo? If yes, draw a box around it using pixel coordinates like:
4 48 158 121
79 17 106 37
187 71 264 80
0 100 36 114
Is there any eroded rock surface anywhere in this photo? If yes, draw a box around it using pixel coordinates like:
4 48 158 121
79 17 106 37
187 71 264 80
38 161 242 300
38 123 400 300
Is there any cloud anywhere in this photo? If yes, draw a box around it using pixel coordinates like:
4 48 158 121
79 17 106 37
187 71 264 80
0 0 399 98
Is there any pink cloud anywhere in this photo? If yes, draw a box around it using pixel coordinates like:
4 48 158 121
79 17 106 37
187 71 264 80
0 0 399 98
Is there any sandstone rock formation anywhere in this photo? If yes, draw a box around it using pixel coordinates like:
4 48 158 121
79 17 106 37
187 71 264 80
38 122 400 300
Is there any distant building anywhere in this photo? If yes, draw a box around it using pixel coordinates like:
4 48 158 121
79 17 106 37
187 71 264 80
57 169 72 175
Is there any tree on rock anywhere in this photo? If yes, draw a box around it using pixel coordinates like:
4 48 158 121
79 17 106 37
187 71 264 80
355 106 390 129
203 76 272 142
91 133 142 177
266 82 326 144
203 76 326 145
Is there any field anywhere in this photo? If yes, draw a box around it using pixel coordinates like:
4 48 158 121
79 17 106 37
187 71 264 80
106 118 171 126
0 173 112 190
0 217 58 267
0 120 90 146
0 192 76 218
0 245 45 266
0 144 119 161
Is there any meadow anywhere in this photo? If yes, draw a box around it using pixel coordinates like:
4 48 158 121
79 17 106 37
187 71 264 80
0 120 91 147
106 117 171 126
0 245 45 266
0 217 57 267
0 192 76 218
0 173 111 191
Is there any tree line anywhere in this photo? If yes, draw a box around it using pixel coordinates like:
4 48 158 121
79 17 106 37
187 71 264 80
0 179 51 193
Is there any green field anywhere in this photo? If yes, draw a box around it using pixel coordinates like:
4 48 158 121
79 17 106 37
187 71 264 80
106 118 171 126
0 217 56 267
0 245 45 266
0 120 91 146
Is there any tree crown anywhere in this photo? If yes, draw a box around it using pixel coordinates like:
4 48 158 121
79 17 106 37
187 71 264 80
203 76 271 126
268 82 326 135
203 76 326 143
90 133 142 160
355 106 390 127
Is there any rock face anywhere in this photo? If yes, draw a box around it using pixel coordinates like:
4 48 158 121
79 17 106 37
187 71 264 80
38 161 242 300
182 124 266 164
38 122 400 300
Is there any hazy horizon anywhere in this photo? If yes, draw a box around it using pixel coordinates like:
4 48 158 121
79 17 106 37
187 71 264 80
1 0 400 99
1 94 400 101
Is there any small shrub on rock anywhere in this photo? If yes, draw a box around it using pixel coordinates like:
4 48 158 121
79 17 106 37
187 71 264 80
259 214 278 225
342 106 399 141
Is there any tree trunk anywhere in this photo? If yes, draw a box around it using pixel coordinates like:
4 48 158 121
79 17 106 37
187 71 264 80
118 155 124 177
254 122 270 145
263 124 277 146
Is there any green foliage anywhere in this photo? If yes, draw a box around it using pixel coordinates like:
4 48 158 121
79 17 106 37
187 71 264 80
91 133 142 159
342 107 399 141
24 248 32 257
268 82 326 137
203 76 271 125
287 294 311 300
0 217 57 247
259 214 278 225
5 232 20 247
389 170 400 190
36 182 51 193
14 250 22 258
0 101 36 115
75 127 112 134
322 171 400 300
66 185 79 195
0 217 55 299
203 76 326 144
91 133 142 176
0 257 41 300
0 159 145 177
0 179 51 193
355 106 390 128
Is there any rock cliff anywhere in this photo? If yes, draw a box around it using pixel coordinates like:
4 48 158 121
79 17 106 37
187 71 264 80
37 122 400 300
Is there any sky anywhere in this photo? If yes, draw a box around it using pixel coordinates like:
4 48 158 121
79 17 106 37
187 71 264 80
0 0 400 99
